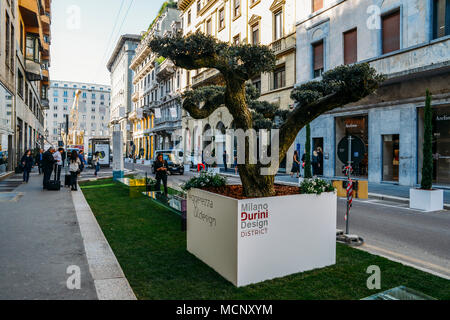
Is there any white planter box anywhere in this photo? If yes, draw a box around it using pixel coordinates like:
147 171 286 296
410 188 444 212
144 160 151 165
187 188 337 287
207 167 220 174
184 164 191 172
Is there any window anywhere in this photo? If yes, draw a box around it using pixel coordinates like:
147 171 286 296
312 0 323 13
218 8 225 30
273 65 286 90
251 23 260 45
20 22 24 53
197 0 201 13
10 25 14 68
252 76 261 94
233 0 241 18
382 10 400 54
233 34 240 44
17 70 24 97
274 11 283 40
206 19 212 35
188 10 191 25
5 14 10 67
433 0 450 39
343 28 357 65
26 34 40 62
313 40 324 78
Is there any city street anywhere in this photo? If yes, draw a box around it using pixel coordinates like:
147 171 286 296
127 162 450 279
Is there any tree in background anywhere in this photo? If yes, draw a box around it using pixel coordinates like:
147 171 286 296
304 124 312 179
149 32 384 197
421 90 433 190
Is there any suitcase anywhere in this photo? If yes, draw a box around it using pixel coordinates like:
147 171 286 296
47 169 61 191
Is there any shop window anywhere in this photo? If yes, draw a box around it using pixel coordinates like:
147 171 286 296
382 134 400 182
382 10 400 54
433 0 450 39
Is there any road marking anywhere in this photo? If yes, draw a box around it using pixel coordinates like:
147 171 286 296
345 198 425 212
361 243 450 279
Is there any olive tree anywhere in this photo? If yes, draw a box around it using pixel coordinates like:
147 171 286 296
149 32 384 197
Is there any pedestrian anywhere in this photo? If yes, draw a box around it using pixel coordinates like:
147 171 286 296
21 150 34 183
53 148 64 181
78 150 87 173
69 150 81 191
223 150 228 172
92 152 100 176
154 153 168 196
312 150 320 176
35 149 44 174
234 153 238 175
290 150 301 178
317 147 324 176
42 147 56 189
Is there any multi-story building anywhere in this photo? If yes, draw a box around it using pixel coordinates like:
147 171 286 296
45 81 111 151
178 0 298 170
6 0 51 169
107 34 141 158
129 2 182 160
293 0 450 187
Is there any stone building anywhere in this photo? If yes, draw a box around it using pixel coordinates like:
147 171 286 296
294 0 450 187
178 0 298 170
129 3 183 161
45 81 111 152
107 34 141 157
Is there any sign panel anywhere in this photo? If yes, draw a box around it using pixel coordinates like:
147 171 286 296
95 144 110 165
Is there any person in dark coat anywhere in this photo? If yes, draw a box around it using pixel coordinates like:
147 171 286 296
154 153 168 196
42 147 56 189
290 150 301 178
35 149 44 174
21 150 34 183
223 150 228 172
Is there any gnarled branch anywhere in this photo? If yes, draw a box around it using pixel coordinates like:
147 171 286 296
182 85 225 119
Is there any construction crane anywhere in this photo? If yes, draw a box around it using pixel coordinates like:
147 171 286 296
62 89 84 148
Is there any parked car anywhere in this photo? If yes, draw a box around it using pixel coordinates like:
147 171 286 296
151 152 184 175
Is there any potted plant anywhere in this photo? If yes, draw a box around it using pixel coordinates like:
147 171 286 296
410 90 444 211
150 33 384 286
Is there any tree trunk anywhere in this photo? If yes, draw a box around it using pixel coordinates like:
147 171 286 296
225 78 276 197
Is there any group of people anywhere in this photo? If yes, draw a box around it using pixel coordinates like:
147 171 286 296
19 147 95 191
291 147 324 178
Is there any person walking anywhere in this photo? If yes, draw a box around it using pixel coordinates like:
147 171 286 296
21 150 34 183
317 147 324 176
35 149 44 175
234 153 238 175
312 150 320 177
42 147 56 189
53 148 64 181
92 152 100 176
69 150 81 191
290 150 301 178
154 153 168 196
78 150 87 173
223 150 228 172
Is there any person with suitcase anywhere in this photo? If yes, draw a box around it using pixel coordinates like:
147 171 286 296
42 147 56 190
69 150 81 191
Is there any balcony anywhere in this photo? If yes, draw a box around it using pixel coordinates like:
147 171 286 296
191 68 222 88
270 34 296 56
25 59 43 81
156 59 175 81
131 91 139 102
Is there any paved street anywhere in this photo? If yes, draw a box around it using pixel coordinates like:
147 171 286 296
127 162 450 279
0 169 97 300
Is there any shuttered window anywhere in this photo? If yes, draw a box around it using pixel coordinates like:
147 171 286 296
313 0 323 12
433 0 450 39
343 28 357 65
382 10 400 54
313 41 324 78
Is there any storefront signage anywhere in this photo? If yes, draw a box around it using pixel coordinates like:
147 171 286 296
435 115 450 121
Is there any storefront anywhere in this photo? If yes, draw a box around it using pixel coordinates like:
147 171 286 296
418 105 450 186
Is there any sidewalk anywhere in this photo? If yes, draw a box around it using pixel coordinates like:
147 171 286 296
0 169 97 299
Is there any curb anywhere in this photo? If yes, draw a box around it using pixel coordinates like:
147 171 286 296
0 171 15 182
369 193 450 210
71 187 137 300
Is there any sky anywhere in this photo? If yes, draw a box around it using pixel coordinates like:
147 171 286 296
50 0 166 86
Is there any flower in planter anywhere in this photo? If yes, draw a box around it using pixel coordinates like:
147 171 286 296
299 178 335 195
182 172 227 191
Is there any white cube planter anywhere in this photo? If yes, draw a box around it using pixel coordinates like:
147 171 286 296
410 188 444 212
207 167 221 174
187 188 337 287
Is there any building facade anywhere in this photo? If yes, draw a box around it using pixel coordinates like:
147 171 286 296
293 0 450 187
0 0 52 171
130 4 183 161
107 34 141 157
178 0 298 169
45 81 111 151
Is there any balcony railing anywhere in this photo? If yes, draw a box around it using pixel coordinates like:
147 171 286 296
192 68 220 87
270 34 296 55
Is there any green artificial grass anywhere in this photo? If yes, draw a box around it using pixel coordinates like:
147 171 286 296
80 179 450 300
